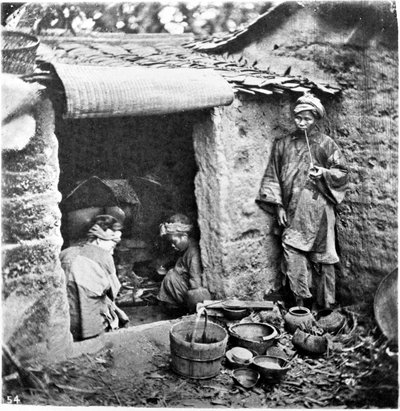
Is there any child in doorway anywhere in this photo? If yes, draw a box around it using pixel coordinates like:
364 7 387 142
61 214 129 341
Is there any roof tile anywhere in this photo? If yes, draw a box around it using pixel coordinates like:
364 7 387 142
39 32 341 99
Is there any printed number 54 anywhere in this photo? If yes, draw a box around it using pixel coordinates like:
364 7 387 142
7 395 21 404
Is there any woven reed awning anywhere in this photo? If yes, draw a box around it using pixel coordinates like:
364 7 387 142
52 63 234 119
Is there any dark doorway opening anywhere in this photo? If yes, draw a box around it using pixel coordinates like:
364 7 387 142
56 111 201 325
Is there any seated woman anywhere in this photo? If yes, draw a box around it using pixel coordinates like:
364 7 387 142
157 214 211 313
60 215 129 341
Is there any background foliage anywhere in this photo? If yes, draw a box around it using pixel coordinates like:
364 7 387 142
3 2 271 36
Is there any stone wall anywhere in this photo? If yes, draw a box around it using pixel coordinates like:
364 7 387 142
194 96 294 299
208 2 398 305
2 93 72 361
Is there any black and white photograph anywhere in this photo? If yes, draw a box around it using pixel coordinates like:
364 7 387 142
1 0 398 407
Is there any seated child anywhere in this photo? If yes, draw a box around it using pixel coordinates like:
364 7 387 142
61 214 129 341
157 214 211 313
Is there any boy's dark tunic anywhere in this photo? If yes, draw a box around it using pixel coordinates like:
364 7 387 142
258 129 348 305
158 238 205 308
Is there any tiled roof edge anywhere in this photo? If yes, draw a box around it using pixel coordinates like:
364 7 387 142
185 1 303 53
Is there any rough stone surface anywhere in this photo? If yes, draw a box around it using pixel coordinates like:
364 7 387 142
2 166 59 197
193 96 294 299
2 97 72 360
2 194 62 242
2 238 63 283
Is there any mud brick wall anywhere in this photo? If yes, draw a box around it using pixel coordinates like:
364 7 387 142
220 3 398 305
325 53 398 305
2 96 72 360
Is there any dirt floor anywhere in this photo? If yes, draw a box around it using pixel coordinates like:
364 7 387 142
3 303 398 408
124 304 177 326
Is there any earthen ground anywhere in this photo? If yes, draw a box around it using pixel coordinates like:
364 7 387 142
4 308 398 408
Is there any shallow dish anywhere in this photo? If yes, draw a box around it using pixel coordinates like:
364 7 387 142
226 347 253 367
222 307 249 321
232 368 260 389
251 355 290 382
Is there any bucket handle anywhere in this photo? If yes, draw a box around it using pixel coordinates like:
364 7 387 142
191 307 208 346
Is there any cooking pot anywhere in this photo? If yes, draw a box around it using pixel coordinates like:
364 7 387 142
228 322 279 355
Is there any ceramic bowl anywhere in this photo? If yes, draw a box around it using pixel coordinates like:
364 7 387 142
228 322 279 355
232 368 260 389
222 307 249 320
227 347 253 364
251 355 290 382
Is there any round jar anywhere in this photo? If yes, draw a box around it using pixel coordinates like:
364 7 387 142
316 309 346 334
284 306 314 334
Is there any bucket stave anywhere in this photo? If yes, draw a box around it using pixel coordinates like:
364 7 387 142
170 319 228 379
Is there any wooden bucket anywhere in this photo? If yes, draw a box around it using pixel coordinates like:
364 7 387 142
170 318 228 379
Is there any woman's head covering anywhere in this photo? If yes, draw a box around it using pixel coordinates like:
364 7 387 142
87 224 122 243
159 213 192 236
87 214 122 243
293 93 325 119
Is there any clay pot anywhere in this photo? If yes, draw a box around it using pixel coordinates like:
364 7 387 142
284 306 314 334
228 323 279 355
67 207 103 240
292 329 328 355
104 206 126 224
222 307 249 321
251 355 290 382
316 309 346 334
